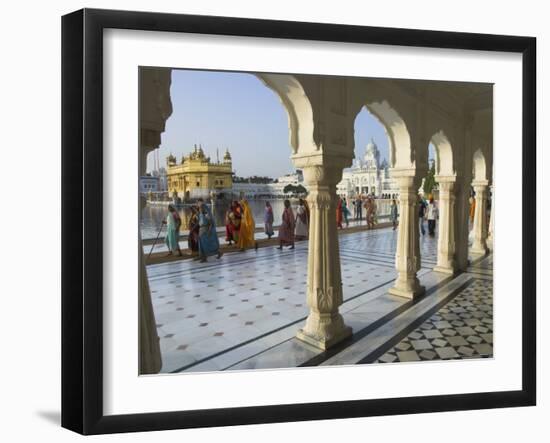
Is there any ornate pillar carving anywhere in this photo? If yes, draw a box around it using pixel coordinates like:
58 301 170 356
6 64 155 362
434 177 457 274
471 180 489 255
293 154 352 350
388 172 425 299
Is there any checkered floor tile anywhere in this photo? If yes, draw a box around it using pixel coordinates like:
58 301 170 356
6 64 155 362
376 278 493 363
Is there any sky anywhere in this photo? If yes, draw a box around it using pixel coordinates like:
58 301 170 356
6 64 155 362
148 69 393 177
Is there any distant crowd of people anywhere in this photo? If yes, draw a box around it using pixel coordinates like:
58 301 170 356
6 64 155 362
160 193 446 261
337 195 387 230
162 198 312 260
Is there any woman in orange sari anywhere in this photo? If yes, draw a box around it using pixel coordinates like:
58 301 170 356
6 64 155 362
236 199 257 251
336 198 344 229
469 195 476 228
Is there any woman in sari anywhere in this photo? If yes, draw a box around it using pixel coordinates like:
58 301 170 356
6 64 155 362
336 198 344 229
294 198 309 240
469 195 476 229
197 199 222 263
187 206 200 255
236 199 257 251
225 200 242 245
163 204 182 256
342 198 350 227
264 201 274 239
365 197 376 229
390 199 399 230
277 199 295 250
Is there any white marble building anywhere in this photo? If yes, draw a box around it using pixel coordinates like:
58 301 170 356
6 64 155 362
337 139 399 199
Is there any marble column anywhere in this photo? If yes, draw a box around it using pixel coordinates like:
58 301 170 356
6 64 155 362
139 195 162 374
471 180 489 255
388 174 425 299
434 177 457 274
295 159 352 350
487 185 494 250
453 180 471 272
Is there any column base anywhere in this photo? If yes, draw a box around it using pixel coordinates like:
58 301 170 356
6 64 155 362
470 246 489 256
296 325 352 350
433 265 457 276
388 283 425 300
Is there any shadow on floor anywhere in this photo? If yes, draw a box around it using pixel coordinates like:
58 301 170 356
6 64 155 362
35 410 60 426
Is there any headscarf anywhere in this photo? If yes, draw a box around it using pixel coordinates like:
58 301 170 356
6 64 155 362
199 203 214 228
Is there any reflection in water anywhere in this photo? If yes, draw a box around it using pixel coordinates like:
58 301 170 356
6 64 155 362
140 198 392 240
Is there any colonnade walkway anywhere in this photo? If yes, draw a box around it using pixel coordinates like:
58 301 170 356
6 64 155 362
147 227 492 373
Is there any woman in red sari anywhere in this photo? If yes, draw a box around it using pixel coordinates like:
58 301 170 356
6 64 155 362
277 199 295 250
336 197 344 229
225 201 242 245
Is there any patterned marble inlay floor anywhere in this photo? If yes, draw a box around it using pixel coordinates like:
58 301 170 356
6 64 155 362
375 273 493 363
148 227 440 372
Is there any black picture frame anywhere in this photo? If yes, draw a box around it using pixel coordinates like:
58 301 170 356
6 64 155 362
61 8 536 435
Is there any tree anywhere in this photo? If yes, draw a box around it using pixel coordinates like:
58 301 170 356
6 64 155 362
423 160 437 196
283 184 308 196
283 184 296 194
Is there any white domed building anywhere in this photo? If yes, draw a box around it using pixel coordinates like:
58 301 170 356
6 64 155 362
337 139 399 199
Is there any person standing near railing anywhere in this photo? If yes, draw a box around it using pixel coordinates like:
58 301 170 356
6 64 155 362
264 201 274 239
390 199 399 230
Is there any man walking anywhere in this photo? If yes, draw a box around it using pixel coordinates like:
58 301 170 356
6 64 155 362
418 195 427 236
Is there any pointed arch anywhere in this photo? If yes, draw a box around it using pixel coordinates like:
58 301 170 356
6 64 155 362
255 73 316 155
361 101 412 170
430 130 455 177
473 149 487 181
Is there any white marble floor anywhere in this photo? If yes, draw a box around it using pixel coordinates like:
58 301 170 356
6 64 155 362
146 226 492 373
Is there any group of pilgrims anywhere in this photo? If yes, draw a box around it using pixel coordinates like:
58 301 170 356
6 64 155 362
161 195 395 262
336 195 381 230
163 198 223 263
161 197 312 261
226 198 310 251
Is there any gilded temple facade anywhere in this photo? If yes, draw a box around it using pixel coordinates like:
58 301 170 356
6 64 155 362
166 145 233 200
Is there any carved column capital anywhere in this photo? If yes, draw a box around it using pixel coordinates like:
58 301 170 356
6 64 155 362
293 152 352 187
472 179 489 191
